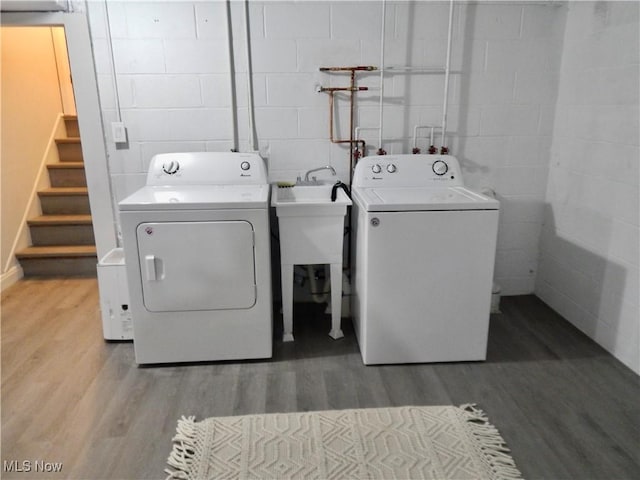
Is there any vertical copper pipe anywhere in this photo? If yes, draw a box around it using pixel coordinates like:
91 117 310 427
349 69 355 185
329 91 334 141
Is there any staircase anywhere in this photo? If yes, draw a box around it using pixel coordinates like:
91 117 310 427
16 116 98 276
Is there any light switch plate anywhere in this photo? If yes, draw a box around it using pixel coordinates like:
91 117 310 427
111 122 127 143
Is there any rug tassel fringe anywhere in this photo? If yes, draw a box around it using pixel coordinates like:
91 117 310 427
164 416 197 480
460 404 523 480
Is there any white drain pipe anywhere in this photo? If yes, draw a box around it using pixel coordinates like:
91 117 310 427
413 125 442 151
440 0 454 149
225 0 239 152
378 0 387 151
244 0 259 152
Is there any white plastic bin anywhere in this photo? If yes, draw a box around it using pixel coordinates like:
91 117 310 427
97 248 133 340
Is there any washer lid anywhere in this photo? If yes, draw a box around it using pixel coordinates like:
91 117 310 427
353 186 499 211
119 184 269 211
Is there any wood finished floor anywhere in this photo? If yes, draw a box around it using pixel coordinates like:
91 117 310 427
1 277 639 479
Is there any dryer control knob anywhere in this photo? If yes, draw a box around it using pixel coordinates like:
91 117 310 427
372 164 382 174
240 161 251 171
387 164 397 173
163 161 180 175
432 160 448 176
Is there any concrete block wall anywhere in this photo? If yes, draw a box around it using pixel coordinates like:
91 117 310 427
88 1 566 295
536 2 639 374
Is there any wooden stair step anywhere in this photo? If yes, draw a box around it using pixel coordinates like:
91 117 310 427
55 138 83 162
27 214 92 226
27 214 95 246
47 163 86 187
16 245 97 258
38 188 90 215
47 162 84 169
17 245 97 277
39 187 88 196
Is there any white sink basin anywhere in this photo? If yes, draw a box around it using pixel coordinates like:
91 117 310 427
271 184 351 217
271 183 352 343
271 183 351 265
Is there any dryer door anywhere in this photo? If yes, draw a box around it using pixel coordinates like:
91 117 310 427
136 221 256 312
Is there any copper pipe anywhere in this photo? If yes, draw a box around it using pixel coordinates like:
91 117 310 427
323 70 372 185
329 91 367 173
318 87 368 93
319 66 376 276
329 91 335 141
349 69 355 182
319 66 377 72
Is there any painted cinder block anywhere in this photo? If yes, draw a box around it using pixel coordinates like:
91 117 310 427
466 4 523 40
264 2 330 39
331 1 385 42
268 139 331 172
254 108 298 139
132 75 202 108
112 39 165 74
297 38 361 73
267 74 325 108
480 105 540 137
90 38 112 75
164 39 229 74
125 2 196 39
463 72 516 105
521 4 567 40
298 107 329 140
251 40 297 73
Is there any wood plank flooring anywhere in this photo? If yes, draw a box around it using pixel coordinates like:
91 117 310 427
2 278 639 479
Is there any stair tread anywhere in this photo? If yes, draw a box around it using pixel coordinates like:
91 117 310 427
39 187 88 196
63 114 78 120
28 215 92 225
55 137 81 144
47 162 84 169
17 245 97 258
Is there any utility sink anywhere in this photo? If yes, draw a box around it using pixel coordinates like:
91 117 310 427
271 183 352 342
271 184 351 217
271 183 351 264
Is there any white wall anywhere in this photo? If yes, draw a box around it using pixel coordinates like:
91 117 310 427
88 0 566 296
536 2 639 373
1 26 63 276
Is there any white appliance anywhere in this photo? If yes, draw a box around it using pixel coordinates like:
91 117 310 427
351 154 499 365
119 152 272 364
97 248 133 340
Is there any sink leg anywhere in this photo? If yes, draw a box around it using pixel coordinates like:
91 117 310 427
281 263 294 342
329 262 344 340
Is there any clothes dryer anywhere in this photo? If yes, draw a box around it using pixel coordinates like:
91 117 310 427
351 155 499 364
119 152 272 364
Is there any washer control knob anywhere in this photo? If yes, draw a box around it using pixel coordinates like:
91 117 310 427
432 160 448 176
240 161 251 171
162 161 180 175
372 164 382 174
387 163 397 173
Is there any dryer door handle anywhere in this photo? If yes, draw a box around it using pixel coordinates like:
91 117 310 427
145 255 158 281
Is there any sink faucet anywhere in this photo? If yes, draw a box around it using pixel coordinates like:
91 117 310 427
298 166 336 185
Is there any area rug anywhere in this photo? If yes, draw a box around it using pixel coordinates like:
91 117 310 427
166 404 522 480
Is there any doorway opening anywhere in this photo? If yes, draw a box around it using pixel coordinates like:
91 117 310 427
1 11 116 291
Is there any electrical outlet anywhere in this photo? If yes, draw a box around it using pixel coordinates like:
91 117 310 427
111 122 127 143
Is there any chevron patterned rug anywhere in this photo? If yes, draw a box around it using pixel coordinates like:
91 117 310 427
166 404 522 480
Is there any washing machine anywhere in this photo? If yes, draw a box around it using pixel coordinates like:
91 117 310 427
351 154 499 365
119 152 272 364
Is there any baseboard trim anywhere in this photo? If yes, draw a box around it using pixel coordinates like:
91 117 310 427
1 265 24 292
